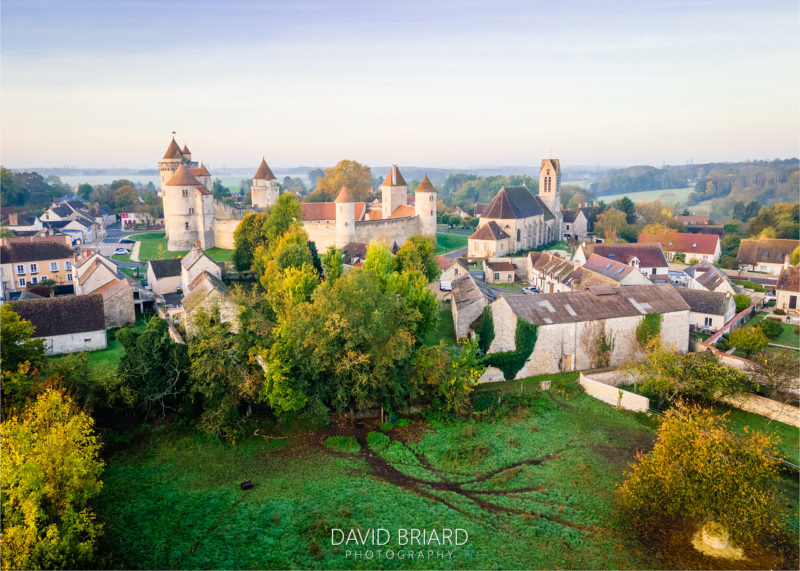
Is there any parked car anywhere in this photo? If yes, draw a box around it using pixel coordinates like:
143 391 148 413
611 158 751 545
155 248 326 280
522 286 540 294
113 248 130 255
119 237 135 244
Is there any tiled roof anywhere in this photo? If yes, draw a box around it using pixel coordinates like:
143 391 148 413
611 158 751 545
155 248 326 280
474 203 489 217
582 242 668 269
677 289 732 316
737 239 800 266
253 158 276 181
190 163 210 177
563 267 618 290
382 165 407 187
149 258 182 279
639 232 719 256
470 221 510 241
436 255 456 270
503 284 689 326
10 294 105 336
163 138 183 160
335 186 354 203
196 185 213 196
342 242 368 265
777 266 800 292
165 164 201 187
300 202 366 221
416 175 436 193
182 144 191 155
483 186 539 219
583 253 635 281
0 240 74 263
389 204 415 219
486 260 515 272
528 251 575 281
452 274 497 309
685 260 732 291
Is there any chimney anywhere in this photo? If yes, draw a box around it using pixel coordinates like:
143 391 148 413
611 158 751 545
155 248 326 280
8 213 18 225
785 255 790 269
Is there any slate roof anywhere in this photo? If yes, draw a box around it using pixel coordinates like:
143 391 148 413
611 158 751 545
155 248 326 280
10 213 38 226
583 253 635 281
529 251 575 281
486 260 515 272
341 242 368 265
382 165 407 187
1 240 75 263
582 242 668 269
474 203 489 217
50 204 74 218
253 158 276 181
639 232 719 256
149 258 182 279
97 205 114 216
677 289 732 316
482 186 546 219
163 138 183 159
737 239 800 266
470 221 510 241
41 220 70 229
777 266 800 292
10 294 105 336
684 260 733 291
560 209 581 223
502 284 689 326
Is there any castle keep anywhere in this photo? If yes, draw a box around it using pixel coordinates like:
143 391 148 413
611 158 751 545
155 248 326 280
159 138 437 252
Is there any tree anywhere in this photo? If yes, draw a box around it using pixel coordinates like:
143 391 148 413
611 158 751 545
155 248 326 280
748 350 798 403
112 184 137 211
306 160 372 202
232 212 264 272
1 305 46 380
758 318 783 340
594 208 627 242
733 293 752 313
611 196 637 224
76 183 93 200
1 389 105 569
211 178 230 200
617 402 784 544
409 340 483 416
321 246 343 281
307 167 324 189
729 325 769 356
395 235 440 282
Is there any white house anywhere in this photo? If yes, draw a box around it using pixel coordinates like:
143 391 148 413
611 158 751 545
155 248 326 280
9 294 107 354
776 266 799 314
677 288 736 333
574 242 669 283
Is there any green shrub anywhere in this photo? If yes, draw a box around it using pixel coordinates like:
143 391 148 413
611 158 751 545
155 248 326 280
477 306 494 353
323 436 361 454
759 318 783 340
379 422 394 431
636 313 662 348
383 441 420 465
393 418 410 427
774 308 786 315
480 318 538 379
733 293 752 313
731 279 765 293
366 431 389 452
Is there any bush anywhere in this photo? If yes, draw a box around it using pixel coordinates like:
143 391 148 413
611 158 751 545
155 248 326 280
323 436 361 454
774 308 786 315
729 325 769 356
383 441 420 465
733 293 752 313
636 313 662 348
759 318 783 340
732 279 765 293
366 431 389 452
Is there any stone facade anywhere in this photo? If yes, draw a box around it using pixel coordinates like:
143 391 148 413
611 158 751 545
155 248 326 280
43 330 107 355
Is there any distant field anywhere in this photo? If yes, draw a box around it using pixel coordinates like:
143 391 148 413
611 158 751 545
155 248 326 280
599 186 694 205
435 232 468 254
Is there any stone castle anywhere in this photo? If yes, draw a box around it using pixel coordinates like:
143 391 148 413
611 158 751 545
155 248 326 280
158 138 437 252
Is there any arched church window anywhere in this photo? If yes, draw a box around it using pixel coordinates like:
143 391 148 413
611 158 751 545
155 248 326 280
517 229 521 241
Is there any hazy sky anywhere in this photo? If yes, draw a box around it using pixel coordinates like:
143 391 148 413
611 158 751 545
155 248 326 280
1 0 798 169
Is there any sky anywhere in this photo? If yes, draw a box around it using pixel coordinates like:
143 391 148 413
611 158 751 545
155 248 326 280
1 0 798 170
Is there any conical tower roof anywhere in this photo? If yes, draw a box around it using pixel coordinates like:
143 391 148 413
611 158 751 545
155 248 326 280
163 137 183 159
416 175 436 193
253 158 276 181
192 163 211 177
335 186 354 203
182 144 191 155
382 165 406 187
165 164 201 186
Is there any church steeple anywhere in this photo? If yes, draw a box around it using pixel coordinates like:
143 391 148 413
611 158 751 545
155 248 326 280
538 158 561 216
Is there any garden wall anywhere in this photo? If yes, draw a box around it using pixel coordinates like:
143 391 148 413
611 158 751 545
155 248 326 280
579 371 650 412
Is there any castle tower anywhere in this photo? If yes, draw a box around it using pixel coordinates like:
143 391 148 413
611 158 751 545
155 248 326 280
538 158 561 216
162 164 214 251
251 158 280 209
414 175 438 244
381 165 407 219
158 138 184 193
335 185 356 247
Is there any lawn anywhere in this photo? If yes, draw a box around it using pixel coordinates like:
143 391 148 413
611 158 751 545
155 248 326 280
714 405 800 466
123 232 234 264
598 186 694 205
434 232 468 255
49 318 148 373
423 303 456 347
749 313 800 348
97 377 666 570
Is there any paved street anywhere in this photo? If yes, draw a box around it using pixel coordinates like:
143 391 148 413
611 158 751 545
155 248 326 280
102 222 123 243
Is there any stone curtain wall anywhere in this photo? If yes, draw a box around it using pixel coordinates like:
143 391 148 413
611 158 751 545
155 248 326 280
354 216 421 249
213 219 239 249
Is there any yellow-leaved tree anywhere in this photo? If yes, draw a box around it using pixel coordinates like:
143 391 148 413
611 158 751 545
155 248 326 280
306 159 372 202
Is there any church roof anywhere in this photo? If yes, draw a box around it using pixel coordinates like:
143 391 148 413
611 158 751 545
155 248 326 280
253 158 276 181
190 163 210 177
335 186 354 203
165 164 201 187
416 175 436 193
482 186 549 220
163 138 183 160
382 165 407 187
470 220 510 241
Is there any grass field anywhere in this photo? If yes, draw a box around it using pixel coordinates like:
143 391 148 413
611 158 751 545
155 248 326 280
748 313 800 348
599 186 694 205
116 232 234 264
714 405 800 466
50 318 148 373
435 233 468 255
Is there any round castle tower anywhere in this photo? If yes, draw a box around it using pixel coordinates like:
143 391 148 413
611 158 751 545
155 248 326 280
251 158 280 209
335 185 356 247
381 165 407 219
414 175 438 244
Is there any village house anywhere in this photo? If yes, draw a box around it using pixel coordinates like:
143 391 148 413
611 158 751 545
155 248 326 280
573 242 669 282
484 260 515 284
182 271 239 335
449 272 498 339
480 284 690 378
41 200 99 244
9 294 107 354
526 251 575 293
580 253 652 286
638 232 721 263
683 260 736 295
0 236 76 300
677 288 736 333
737 238 799 276
775 266 799 313
6 212 43 234
436 256 468 284
146 258 183 295
560 208 589 240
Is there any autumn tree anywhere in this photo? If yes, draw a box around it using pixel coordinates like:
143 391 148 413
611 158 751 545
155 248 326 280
112 184 137 211
1 389 105 569
594 208 628 242
1 305 46 410
306 160 372 202
729 325 768 356
321 245 343 281
409 340 483 416
395 235 440 282
617 402 784 544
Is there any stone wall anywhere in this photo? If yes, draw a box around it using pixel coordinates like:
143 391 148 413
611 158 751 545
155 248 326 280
103 283 135 329
213 219 239 249
304 220 337 251
354 216 422 248
579 372 650 412
42 329 106 355
450 293 486 340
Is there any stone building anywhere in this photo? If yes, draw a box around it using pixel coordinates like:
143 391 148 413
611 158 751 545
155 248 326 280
158 138 437 253
146 258 182 295
481 284 690 378
683 260 736 295
737 238 800 276
677 289 736 333
574 242 669 282
560 209 589 240
776 266 799 313
9 294 106 354
74 251 150 328
638 232 721 263
484 260 515 284
468 159 562 258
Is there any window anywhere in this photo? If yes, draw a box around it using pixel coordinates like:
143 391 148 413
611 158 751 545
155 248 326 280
49 261 59 271
182 189 189 197
189 208 194 215
16 264 25 275
18 277 25 287
494 272 500 281
29 263 39 273
651 268 656 275
516 229 521 241
31 276 38 284
67 273 73 282
40 275 47 281
84 338 91 343
65 261 72 271
704 317 713 327
185 222 189 230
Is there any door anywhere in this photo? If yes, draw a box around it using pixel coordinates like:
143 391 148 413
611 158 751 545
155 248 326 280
790 295 797 310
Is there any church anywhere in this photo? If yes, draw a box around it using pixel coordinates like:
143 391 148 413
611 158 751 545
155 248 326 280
468 159 562 257
158 138 437 252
